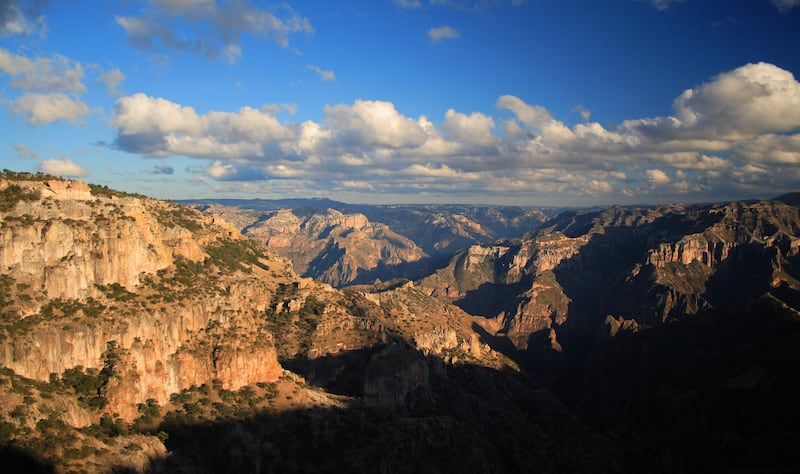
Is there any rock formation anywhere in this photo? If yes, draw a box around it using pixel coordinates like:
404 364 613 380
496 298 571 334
240 207 428 287
0 174 288 419
420 199 800 351
191 200 551 286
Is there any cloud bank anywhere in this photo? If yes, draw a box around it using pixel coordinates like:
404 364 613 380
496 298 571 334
108 62 800 202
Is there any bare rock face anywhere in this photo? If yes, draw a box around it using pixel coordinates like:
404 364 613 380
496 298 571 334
421 199 800 353
243 208 427 287
0 179 213 303
0 175 290 419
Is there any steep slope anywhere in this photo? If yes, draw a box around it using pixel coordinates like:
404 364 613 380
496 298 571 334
191 200 551 286
241 207 428 286
0 173 292 420
417 199 800 471
3 173 625 473
357 204 550 256
420 199 800 350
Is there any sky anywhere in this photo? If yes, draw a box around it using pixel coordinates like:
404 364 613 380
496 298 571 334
1 0 799 206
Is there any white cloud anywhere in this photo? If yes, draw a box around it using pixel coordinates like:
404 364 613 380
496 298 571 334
0 48 85 93
626 62 800 143
12 93 89 125
645 169 671 184
107 62 800 203
735 133 800 164
96 68 125 96
305 65 336 82
338 180 375 190
497 94 575 144
427 25 460 42
116 1 313 63
112 93 290 157
403 163 477 179
586 180 613 195
442 109 497 146
39 157 89 177
323 100 429 150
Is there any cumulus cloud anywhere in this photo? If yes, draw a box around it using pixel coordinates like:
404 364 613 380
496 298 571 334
0 0 47 36
39 156 89 177
497 94 575 144
111 93 290 157
427 25 460 42
12 93 89 125
207 160 268 180
305 65 336 82
442 109 497 146
107 62 800 203
625 62 800 143
116 1 313 63
645 169 671 184
322 100 429 150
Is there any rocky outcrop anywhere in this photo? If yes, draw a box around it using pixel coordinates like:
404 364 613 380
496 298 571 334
193 201 552 286
422 199 800 356
647 235 734 267
0 179 221 303
0 176 290 419
243 208 427 287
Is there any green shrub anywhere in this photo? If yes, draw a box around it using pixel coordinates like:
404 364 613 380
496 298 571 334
0 184 41 212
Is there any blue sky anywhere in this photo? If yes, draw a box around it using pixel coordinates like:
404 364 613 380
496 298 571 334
1 0 799 206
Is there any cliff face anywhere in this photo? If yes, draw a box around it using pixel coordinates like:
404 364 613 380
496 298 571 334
421 199 800 351
0 176 287 419
0 178 219 303
241 208 427 287
192 201 552 286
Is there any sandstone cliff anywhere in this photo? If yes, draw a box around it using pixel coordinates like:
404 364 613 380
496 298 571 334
240 207 428 286
0 174 289 420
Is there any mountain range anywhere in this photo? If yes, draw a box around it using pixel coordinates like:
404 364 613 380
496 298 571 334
1 171 799 473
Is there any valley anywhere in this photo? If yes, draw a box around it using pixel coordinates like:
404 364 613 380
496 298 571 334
1 171 799 473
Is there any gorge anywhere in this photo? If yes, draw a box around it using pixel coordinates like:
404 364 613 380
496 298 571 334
1 171 799 473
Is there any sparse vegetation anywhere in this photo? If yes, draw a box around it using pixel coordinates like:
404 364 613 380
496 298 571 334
154 205 204 231
87 182 145 199
0 170 57 182
0 183 41 212
205 239 271 273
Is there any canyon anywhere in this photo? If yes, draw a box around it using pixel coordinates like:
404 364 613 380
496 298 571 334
2 172 799 473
